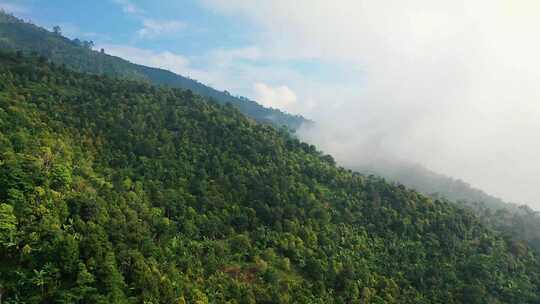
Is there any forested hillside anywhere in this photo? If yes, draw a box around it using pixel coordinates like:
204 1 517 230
1 51 539 303
0 10 308 130
359 162 512 210
357 161 540 254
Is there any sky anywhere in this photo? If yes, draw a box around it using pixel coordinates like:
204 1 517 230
2 0 540 209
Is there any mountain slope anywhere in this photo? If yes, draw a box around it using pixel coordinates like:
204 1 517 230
4 11 525 216
356 160 540 252
358 160 513 210
0 11 309 130
1 51 539 303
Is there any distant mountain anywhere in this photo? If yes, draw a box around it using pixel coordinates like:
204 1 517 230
358 160 515 210
0 10 309 130
356 159 540 253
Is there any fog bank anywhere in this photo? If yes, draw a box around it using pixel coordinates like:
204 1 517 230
205 0 540 208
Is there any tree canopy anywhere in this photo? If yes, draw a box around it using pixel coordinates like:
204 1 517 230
0 50 539 303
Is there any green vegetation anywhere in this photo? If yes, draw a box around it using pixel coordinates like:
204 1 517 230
359 161 540 255
1 51 540 303
0 10 309 130
359 162 512 210
460 202 540 255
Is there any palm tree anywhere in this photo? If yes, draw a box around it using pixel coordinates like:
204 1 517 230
32 269 47 298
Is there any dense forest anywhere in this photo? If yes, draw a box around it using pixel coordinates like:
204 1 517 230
0 10 308 130
460 201 540 254
1 51 540 303
359 161 513 211
357 161 540 254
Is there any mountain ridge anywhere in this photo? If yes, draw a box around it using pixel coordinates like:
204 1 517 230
0 10 310 130
358 160 515 210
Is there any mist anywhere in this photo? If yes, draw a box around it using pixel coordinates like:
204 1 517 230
202 0 540 209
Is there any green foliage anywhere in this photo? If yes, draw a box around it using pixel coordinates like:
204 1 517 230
0 51 539 303
0 202 16 246
360 161 513 210
464 203 540 254
360 161 540 255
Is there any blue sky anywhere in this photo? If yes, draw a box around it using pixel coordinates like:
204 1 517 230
3 0 540 208
1 0 360 116
14 0 248 54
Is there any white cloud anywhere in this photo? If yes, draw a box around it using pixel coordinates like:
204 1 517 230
94 44 256 91
112 0 142 15
97 44 193 77
137 19 186 39
254 83 297 111
94 43 314 117
202 0 540 207
206 46 261 66
111 1 186 40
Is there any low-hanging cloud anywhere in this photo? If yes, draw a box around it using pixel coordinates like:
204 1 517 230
254 83 298 112
137 19 186 39
202 0 540 208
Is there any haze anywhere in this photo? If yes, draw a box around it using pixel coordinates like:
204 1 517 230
202 0 540 209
